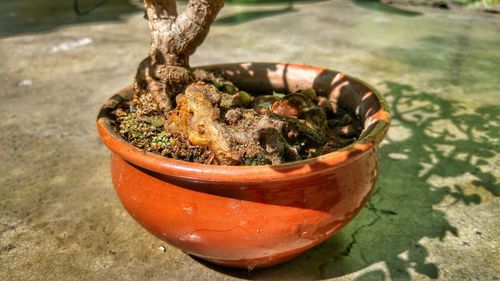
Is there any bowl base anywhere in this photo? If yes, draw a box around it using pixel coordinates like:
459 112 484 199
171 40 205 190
192 251 304 270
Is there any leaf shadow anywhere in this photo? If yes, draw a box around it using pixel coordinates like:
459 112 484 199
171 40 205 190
215 6 296 26
352 0 422 16
193 81 498 280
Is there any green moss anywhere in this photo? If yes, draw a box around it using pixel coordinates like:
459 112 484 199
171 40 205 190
272 91 286 98
115 110 170 152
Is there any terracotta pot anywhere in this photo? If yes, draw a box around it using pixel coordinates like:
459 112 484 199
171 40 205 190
97 63 390 269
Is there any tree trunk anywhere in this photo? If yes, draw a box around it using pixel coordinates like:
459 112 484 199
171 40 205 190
133 0 224 116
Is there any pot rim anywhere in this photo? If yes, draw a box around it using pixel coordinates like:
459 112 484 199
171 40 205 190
97 62 390 182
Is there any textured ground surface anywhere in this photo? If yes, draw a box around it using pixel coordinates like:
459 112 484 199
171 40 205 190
1 1 499 280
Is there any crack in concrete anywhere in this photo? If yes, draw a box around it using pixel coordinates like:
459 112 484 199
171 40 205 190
341 201 382 257
317 199 387 279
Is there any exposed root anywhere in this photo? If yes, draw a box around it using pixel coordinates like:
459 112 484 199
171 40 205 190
132 56 192 116
114 71 363 165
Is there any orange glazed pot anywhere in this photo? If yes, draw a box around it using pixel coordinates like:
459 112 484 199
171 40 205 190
97 63 390 269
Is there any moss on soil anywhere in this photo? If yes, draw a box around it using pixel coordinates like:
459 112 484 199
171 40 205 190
112 73 362 166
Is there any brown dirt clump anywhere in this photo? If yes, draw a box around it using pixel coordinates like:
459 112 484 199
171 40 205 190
112 70 362 166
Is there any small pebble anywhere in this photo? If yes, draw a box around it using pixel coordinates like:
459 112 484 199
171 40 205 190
317 96 333 114
271 94 307 117
225 109 242 125
339 125 355 137
235 91 252 107
159 245 166 252
301 88 317 100
340 114 353 125
272 99 301 117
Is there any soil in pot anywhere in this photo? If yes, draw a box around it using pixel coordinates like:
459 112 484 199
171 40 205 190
110 69 363 166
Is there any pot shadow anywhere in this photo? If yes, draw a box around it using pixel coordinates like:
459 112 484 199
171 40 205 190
192 81 499 280
203 62 281 95
0 0 140 38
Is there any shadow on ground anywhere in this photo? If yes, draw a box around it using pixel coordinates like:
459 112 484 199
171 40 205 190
225 0 319 4
0 0 140 38
216 0 325 25
216 6 296 25
352 0 422 16
195 81 499 280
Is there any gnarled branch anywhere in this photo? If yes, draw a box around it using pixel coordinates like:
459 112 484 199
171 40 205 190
133 0 224 115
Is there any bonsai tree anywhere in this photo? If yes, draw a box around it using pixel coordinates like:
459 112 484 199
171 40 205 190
116 0 362 165
98 2 389 269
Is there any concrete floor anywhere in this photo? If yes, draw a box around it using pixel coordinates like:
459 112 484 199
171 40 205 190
1 1 499 280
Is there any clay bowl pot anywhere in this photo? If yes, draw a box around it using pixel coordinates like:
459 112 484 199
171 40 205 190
97 63 390 269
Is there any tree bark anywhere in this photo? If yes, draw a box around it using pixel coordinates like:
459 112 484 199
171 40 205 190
133 0 224 116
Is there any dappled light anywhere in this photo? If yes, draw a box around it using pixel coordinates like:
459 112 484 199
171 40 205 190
297 82 497 279
1 0 499 280
197 81 499 279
